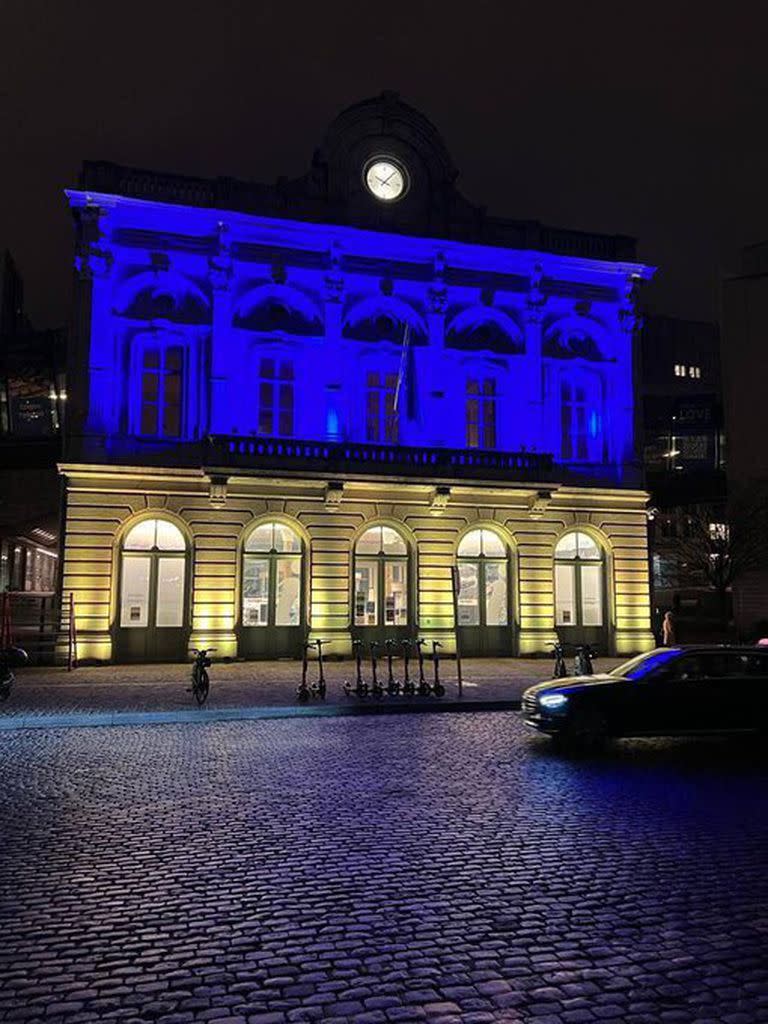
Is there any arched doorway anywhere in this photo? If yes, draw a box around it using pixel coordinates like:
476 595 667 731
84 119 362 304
456 527 514 656
352 525 412 647
115 518 189 662
554 530 608 652
239 520 304 659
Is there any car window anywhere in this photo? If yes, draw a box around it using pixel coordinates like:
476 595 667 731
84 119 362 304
669 653 735 681
727 653 768 677
612 648 683 680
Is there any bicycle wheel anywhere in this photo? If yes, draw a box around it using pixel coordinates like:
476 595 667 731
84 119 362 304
194 668 209 706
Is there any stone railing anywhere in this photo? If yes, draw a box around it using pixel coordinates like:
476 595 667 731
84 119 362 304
206 435 555 483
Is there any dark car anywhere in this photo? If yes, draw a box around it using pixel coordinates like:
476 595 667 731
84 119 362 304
521 646 768 746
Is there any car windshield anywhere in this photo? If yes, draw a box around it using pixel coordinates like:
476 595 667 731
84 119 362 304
609 648 683 680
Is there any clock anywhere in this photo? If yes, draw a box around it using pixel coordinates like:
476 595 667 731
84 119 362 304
364 157 407 202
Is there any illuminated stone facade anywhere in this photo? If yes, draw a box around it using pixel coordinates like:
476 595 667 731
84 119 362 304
59 93 656 662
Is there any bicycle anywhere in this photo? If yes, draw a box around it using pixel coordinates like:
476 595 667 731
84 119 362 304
188 648 213 705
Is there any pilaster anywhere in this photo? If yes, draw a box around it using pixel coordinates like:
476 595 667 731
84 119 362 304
208 222 234 434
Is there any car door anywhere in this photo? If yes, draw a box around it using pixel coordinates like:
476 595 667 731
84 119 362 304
722 652 768 730
634 653 709 733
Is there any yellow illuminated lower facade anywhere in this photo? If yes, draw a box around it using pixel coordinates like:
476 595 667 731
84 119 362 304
57 464 656 664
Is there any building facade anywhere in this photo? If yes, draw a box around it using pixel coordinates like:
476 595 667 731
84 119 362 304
640 315 727 639
722 241 768 634
60 93 656 662
0 250 64 596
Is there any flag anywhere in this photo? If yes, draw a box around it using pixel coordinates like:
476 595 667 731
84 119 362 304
393 321 410 416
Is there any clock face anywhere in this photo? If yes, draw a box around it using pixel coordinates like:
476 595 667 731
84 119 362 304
365 158 407 202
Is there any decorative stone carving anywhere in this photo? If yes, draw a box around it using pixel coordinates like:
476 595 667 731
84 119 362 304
428 251 448 313
324 481 345 510
526 262 547 320
208 475 228 507
429 485 451 515
209 221 233 292
74 205 113 280
619 273 642 333
324 243 344 302
528 489 553 519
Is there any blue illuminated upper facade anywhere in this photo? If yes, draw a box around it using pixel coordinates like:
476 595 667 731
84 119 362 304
65 92 654 487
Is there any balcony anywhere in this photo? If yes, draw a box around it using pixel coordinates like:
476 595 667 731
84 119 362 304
206 435 555 484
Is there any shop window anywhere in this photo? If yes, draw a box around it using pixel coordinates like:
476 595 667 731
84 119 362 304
354 525 409 627
457 528 508 627
242 521 302 628
554 531 604 628
119 519 186 629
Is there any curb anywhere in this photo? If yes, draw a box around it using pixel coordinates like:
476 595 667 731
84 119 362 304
0 698 523 732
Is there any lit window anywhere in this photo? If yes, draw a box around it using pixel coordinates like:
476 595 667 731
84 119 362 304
365 371 398 443
140 346 183 438
257 358 294 437
466 378 497 449
709 522 729 541
554 531 604 628
560 374 601 462
354 525 409 627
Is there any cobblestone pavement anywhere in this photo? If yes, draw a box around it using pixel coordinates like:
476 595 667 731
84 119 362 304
2 658 622 722
1 714 767 1023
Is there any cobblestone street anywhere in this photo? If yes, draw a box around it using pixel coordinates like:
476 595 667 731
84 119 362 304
1 713 767 1024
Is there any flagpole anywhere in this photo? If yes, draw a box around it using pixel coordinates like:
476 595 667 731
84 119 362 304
393 321 410 415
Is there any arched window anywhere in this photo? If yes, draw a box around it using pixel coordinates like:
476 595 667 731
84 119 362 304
119 519 187 630
242 522 303 628
354 526 408 627
554 531 604 629
457 528 508 627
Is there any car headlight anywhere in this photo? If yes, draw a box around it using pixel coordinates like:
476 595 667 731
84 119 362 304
539 693 569 710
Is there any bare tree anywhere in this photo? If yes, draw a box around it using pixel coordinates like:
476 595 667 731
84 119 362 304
676 494 768 622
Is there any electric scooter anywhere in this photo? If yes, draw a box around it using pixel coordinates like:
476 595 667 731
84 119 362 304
343 638 369 698
370 641 384 699
401 638 415 696
416 638 430 696
574 644 596 676
431 640 446 697
385 638 400 696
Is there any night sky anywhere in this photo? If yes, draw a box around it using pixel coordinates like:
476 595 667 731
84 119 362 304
2 1 766 329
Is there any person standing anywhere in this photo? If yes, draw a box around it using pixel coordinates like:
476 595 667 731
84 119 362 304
661 610 676 647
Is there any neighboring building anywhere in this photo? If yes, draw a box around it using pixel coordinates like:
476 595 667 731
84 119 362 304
722 241 768 633
0 251 65 595
640 315 727 639
60 92 656 663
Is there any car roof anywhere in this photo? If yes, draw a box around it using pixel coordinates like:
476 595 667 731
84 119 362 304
665 645 766 653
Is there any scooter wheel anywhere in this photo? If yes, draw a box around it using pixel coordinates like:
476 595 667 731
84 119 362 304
434 684 446 698
297 689 310 704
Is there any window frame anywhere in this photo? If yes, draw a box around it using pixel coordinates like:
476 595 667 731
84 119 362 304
554 530 606 629
241 521 303 629
353 525 410 628
118 518 188 631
